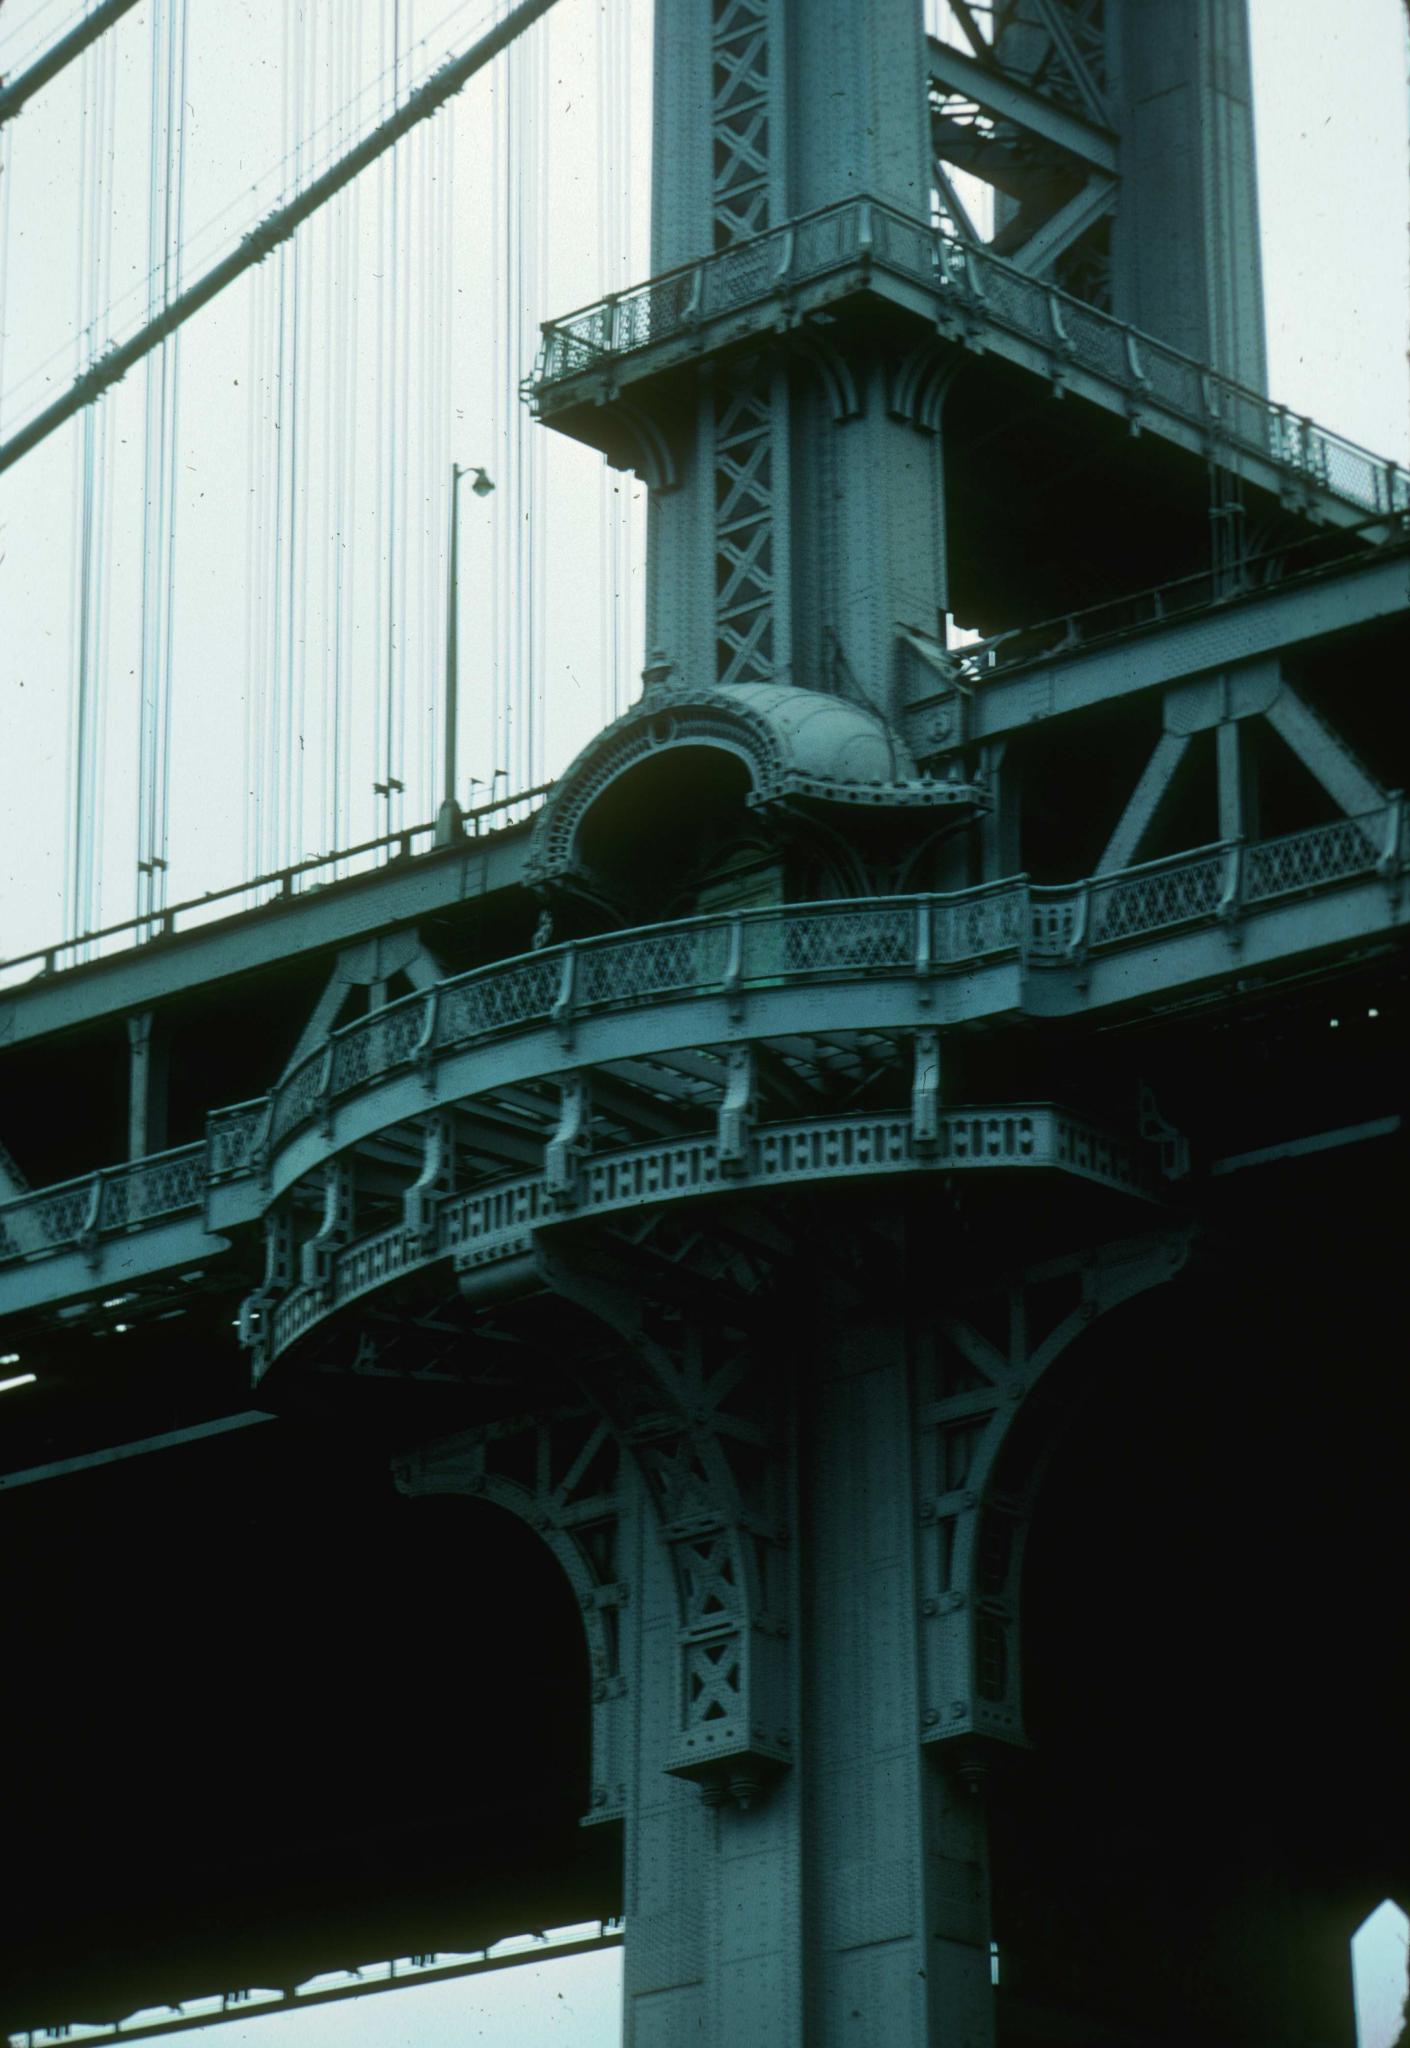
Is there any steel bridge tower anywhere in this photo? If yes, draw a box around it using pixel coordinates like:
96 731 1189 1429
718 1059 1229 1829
1 3 1408 2044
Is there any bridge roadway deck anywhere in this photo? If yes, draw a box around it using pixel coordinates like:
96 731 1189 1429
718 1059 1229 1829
3 804 1405 1320
1 539 1404 1054
0 812 533 1050
935 533 1410 745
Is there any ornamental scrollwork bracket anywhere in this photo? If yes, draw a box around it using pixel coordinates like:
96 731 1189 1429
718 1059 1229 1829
393 1409 632 1824
532 1218 795 1811
917 1225 1197 1758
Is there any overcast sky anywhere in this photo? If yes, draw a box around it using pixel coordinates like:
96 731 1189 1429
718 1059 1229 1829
1 0 1408 2042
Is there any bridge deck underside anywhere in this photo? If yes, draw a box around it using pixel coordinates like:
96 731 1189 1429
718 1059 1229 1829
2 1146 1406 2039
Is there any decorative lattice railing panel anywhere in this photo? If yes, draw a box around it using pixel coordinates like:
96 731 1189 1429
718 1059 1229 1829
1243 815 1381 903
3 808 1403 1281
1088 852 1227 945
532 197 1410 519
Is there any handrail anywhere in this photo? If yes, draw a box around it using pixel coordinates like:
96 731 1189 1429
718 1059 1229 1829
0 784 552 985
949 520 1410 685
529 194 1410 523
1 804 1397 1274
0 1140 207 1262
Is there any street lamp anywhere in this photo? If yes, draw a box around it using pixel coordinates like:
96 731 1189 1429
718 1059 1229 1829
436 462 494 847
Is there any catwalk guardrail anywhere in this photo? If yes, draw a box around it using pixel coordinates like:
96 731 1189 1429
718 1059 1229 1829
531 195 1410 522
2 800 1401 1270
0 785 552 987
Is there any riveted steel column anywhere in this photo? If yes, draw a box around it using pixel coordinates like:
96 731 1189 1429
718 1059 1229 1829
646 0 948 714
1109 0 1267 389
126 1011 169 1160
771 0 943 725
800 1259 995 2045
615 1249 1001 2045
619 1447 807 2044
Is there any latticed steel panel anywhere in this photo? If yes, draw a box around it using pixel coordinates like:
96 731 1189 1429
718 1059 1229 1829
707 0 779 693
993 0 1109 111
714 362 777 686
711 0 771 249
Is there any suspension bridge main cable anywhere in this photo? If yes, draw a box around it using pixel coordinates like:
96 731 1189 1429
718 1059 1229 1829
0 0 565 478
0 0 143 130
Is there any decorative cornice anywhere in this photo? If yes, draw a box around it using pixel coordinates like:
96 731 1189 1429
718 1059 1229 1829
525 684 979 888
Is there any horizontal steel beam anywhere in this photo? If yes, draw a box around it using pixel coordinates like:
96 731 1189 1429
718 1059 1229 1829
1007 172 1117 275
0 1410 276 1492
0 1217 232 1316
0 829 530 1049
951 545 1410 743
927 34 1118 175
1211 1115 1402 1176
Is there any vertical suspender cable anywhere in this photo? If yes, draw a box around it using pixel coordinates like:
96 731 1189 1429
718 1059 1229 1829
258 248 276 875
159 0 189 905
506 16 536 792
618 0 635 716
394 0 413 831
385 0 405 835
318 1 337 864
597 0 632 724
440 87 456 804
520 31 532 788
282 0 299 871
417 90 431 813
596 2 610 733
135 0 157 921
89 21 118 936
65 16 92 945
263 13 285 876
288 2 303 868
243 267 260 886
0 100 13 434
270 0 294 872
505 18 519 788
136 0 187 930
514 24 527 789
371 0 388 847
422 82 446 818
530 16 547 787
276 0 296 870
490 7 504 788
337 0 364 862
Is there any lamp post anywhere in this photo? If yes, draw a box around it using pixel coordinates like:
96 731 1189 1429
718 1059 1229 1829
436 463 493 847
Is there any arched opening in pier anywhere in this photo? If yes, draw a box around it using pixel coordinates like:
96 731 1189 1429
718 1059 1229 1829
0 1436 618 2035
574 743 768 920
988 1248 1410 2048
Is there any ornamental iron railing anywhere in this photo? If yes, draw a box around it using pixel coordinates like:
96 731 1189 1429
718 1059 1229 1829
261 1103 1156 1364
1 802 1401 1268
206 1100 272 1180
948 525 1409 686
0 1143 206 1260
530 196 1410 523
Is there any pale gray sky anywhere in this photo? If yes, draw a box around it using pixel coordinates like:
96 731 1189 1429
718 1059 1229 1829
2 0 1408 969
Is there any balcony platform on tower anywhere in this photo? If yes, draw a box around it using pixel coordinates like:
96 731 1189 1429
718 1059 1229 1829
527 198 1409 598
